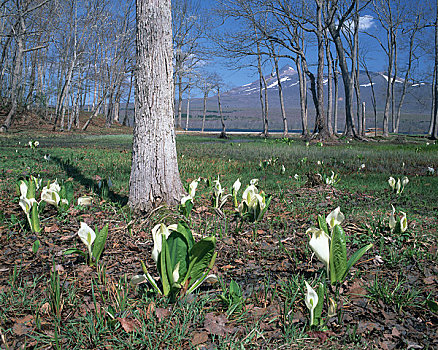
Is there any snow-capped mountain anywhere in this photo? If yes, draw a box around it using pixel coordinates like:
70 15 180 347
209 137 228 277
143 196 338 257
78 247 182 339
184 64 432 134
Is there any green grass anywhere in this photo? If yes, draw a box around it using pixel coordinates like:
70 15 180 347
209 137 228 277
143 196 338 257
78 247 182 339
0 132 437 349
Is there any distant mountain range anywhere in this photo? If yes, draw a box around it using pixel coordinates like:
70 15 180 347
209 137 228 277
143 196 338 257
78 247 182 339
183 65 432 134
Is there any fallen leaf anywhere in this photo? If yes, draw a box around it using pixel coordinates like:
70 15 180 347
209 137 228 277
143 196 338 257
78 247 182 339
204 312 235 336
40 302 50 315
146 302 155 320
44 224 59 233
423 276 435 285
191 331 209 346
117 317 140 333
155 308 170 322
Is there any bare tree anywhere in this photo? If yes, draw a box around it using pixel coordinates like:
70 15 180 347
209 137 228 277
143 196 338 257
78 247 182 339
129 0 184 213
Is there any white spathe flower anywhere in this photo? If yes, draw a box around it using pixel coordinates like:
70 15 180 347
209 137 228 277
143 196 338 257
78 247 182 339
78 196 93 206
19 181 28 198
396 178 401 193
388 177 396 190
281 164 286 174
242 185 257 204
78 222 96 257
34 141 39 147
151 223 177 263
44 154 50 161
19 197 33 215
326 207 345 229
400 211 408 233
250 178 259 186
47 179 61 193
389 205 397 231
360 164 365 169
294 174 300 180
172 261 180 284
41 188 60 206
304 281 318 326
402 176 409 187
213 177 223 197
308 227 330 276
189 179 199 198
428 167 435 175
232 178 241 194
180 195 193 205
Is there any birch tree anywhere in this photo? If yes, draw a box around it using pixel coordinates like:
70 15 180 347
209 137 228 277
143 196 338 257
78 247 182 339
128 0 184 212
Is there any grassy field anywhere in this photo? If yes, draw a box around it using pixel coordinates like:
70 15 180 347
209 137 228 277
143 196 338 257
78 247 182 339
0 132 437 349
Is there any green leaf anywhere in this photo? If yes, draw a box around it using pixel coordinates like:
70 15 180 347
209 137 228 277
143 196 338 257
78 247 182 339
63 248 87 257
159 239 172 296
176 222 195 250
166 230 189 283
27 178 36 199
257 195 272 221
92 224 108 263
342 243 373 281
314 283 325 325
140 261 162 295
63 181 74 205
186 236 216 287
30 203 41 233
32 240 40 254
186 252 217 295
318 215 329 235
329 225 347 284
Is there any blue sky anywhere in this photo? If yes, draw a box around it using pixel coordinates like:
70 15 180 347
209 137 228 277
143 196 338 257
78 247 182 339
190 0 435 92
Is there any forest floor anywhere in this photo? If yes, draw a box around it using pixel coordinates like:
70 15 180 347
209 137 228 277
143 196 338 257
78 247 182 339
0 112 437 349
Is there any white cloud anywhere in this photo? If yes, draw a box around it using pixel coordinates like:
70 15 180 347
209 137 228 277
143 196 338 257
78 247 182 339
343 15 375 32
359 15 374 31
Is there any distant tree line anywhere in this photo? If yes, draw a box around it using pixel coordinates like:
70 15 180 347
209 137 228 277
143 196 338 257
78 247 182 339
0 0 437 139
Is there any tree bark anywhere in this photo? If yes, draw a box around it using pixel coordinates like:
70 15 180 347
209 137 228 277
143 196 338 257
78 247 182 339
129 0 184 213
273 52 288 137
202 90 208 132
217 86 227 138
1 17 25 132
326 35 334 136
295 55 308 136
431 1 438 140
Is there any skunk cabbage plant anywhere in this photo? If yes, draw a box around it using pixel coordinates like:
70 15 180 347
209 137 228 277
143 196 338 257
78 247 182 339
179 179 199 218
212 176 230 210
237 181 271 223
389 205 408 233
131 222 217 301
64 222 108 266
17 177 40 233
388 176 409 194
307 207 373 285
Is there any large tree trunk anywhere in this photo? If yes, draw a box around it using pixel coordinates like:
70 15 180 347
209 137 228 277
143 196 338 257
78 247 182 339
313 0 330 139
256 41 268 137
129 0 184 212
202 90 208 132
176 73 183 129
1 18 24 133
326 36 333 136
328 13 357 138
295 56 308 136
431 3 438 140
429 64 436 136
185 83 190 131
273 53 288 137
122 72 133 126
217 87 227 139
